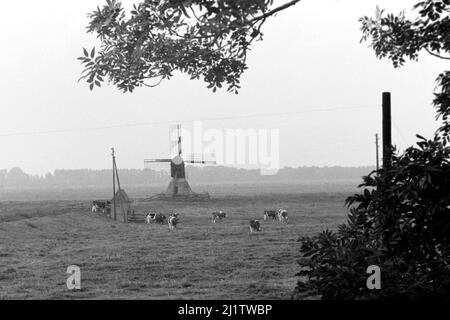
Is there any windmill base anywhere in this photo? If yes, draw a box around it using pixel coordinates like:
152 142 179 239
165 178 192 196
146 178 211 201
147 178 211 201
146 193 211 201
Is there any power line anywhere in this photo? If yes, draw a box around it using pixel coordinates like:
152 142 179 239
392 119 408 145
0 104 378 138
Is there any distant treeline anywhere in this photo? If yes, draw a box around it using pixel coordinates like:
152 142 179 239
0 165 375 189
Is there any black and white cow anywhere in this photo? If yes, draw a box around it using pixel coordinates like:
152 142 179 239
170 212 180 219
168 214 179 230
211 211 226 223
91 200 109 214
145 212 156 224
263 210 278 221
155 213 167 225
249 220 262 233
277 209 288 223
91 204 99 213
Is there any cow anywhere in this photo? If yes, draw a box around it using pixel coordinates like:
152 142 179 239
170 212 180 219
263 210 278 221
92 200 110 214
168 214 179 230
155 213 167 225
249 220 262 233
145 212 156 224
211 211 226 223
277 209 288 223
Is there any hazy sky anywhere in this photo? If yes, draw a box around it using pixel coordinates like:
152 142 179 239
0 0 445 175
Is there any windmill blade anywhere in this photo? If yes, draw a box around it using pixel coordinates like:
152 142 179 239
186 160 216 164
144 160 171 173
169 124 182 157
144 158 172 163
177 124 182 156
184 153 216 165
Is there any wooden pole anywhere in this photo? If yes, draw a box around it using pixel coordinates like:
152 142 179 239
382 92 392 169
375 133 380 171
112 148 117 221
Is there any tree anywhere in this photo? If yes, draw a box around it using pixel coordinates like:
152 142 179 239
294 1 450 300
79 0 301 93
360 0 450 139
0 169 6 189
5 167 30 188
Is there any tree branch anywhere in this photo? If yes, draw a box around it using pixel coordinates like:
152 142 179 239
252 0 302 22
425 48 450 60
142 77 164 87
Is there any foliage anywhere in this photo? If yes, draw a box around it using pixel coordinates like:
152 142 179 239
295 138 450 299
294 1 450 300
79 0 301 93
360 0 450 138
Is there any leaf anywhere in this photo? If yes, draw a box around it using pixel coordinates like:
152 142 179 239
416 134 427 141
91 47 95 58
77 75 87 83
83 48 89 57
180 5 191 18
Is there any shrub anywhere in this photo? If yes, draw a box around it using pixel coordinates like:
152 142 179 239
294 136 450 299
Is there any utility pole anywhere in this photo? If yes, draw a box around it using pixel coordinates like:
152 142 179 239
375 133 380 171
112 148 117 221
382 92 392 169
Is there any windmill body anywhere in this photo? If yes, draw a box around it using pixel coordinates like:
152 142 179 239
165 155 192 196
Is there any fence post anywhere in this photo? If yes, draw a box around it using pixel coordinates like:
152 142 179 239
382 92 392 169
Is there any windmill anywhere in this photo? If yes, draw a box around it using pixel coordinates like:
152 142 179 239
144 124 216 198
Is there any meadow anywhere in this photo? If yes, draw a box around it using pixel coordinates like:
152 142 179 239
0 182 357 299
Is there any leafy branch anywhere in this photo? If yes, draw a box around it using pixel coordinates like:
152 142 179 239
79 0 302 93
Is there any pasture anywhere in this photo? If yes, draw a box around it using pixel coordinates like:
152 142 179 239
0 184 354 299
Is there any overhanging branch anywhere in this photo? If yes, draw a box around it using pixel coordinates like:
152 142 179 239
252 0 302 22
425 48 450 60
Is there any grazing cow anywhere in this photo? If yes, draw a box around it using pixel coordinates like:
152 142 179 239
277 209 288 223
168 215 179 230
155 213 167 225
170 212 180 219
145 212 156 224
249 220 262 233
92 200 110 213
263 210 277 221
211 211 226 223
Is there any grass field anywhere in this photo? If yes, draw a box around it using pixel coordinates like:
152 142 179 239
0 183 355 300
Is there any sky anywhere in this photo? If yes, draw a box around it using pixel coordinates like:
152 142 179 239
0 0 445 175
